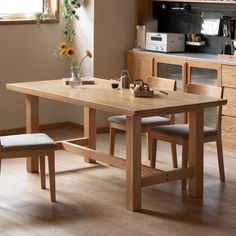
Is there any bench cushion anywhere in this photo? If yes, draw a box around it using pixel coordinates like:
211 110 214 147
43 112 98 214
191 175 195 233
108 115 170 127
0 133 56 152
150 124 217 139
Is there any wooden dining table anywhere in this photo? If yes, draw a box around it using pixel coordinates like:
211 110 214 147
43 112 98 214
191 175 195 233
6 78 227 211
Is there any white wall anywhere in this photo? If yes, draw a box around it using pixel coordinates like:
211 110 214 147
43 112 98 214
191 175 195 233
0 23 69 130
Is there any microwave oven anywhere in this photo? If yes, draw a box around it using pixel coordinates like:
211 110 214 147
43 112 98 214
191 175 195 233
146 32 185 52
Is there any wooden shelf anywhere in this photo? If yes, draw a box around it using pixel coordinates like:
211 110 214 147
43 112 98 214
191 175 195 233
186 41 206 46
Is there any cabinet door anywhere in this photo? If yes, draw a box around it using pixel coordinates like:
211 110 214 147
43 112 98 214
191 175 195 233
222 65 236 88
154 57 187 91
222 116 236 151
187 61 221 86
127 52 153 83
223 88 236 117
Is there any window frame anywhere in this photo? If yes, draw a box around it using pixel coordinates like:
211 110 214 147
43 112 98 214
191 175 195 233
0 0 59 25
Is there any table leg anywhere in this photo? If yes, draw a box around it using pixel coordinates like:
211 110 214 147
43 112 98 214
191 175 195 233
26 94 39 173
84 107 96 163
188 108 204 197
126 115 142 211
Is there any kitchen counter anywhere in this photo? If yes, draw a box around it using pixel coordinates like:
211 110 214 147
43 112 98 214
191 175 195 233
130 49 236 66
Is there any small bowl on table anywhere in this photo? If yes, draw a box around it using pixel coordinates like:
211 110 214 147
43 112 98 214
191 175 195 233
110 79 119 89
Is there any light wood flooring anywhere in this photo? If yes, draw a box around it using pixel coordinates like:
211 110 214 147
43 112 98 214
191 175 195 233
0 126 236 236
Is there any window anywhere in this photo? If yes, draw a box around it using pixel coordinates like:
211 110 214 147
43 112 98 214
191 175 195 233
0 0 59 24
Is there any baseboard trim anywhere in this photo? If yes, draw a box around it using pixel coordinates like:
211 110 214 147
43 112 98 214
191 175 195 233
0 121 109 136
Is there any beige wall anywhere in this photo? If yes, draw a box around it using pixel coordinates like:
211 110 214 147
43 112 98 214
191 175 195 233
94 0 136 79
0 23 69 130
68 0 136 127
0 0 136 130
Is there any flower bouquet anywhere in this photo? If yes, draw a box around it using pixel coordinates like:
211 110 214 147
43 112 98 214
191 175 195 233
56 0 92 88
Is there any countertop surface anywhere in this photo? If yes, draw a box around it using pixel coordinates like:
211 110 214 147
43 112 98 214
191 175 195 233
130 49 236 65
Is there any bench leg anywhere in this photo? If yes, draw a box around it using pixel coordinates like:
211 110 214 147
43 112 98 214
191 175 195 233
48 153 56 202
39 156 46 189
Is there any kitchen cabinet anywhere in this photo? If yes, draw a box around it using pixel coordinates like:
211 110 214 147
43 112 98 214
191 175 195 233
126 50 236 151
222 65 236 150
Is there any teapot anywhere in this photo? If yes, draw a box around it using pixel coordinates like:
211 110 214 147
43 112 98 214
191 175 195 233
119 70 130 89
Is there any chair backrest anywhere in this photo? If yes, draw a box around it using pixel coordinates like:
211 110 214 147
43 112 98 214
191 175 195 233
146 76 176 91
187 83 222 99
186 83 223 129
146 76 176 123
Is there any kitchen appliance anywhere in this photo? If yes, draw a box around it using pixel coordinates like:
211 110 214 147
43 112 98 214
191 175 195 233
146 32 185 52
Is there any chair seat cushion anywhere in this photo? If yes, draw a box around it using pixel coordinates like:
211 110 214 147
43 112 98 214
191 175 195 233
0 133 56 152
150 124 217 139
108 115 170 127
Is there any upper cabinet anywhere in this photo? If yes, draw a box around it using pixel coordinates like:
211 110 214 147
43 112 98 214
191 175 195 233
152 0 236 3
137 0 236 24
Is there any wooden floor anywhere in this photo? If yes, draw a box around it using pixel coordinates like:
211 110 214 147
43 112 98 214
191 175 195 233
0 126 236 236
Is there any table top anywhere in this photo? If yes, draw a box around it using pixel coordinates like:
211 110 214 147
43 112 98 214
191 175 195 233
6 79 227 117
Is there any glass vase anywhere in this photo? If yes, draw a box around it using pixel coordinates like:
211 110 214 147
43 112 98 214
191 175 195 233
70 66 82 89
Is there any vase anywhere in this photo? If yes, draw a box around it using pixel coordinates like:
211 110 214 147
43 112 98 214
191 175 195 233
70 66 82 89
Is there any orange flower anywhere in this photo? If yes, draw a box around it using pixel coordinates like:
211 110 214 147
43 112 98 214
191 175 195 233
85 50 92 58
66 47 75 57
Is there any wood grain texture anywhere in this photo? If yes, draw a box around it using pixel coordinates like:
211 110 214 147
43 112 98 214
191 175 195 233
126 116 142 211
84 107 96 163
187 60 222 86
223 88 236 116
6 79 227 117
1 126 236 235
188 109 204 197
26 95 39 173
222 116 236 150
6 79 227 211
222 65 236 88
127 51 153 83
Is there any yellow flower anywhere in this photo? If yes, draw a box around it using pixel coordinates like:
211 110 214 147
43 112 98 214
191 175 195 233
58 42 67 51
85 50 92 58
57 42 67 56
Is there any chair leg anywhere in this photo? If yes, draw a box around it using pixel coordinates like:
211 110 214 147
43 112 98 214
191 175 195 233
48 152 56 202
39 156 46 189
181 142 188 190
146 133 150 160
171 143 178 168
216 137 225 182
148 133 157 168
109 126 116 155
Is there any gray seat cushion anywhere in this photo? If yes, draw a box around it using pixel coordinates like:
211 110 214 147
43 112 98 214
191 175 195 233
108 115 170 127
0 133 56 152
150 124 217 139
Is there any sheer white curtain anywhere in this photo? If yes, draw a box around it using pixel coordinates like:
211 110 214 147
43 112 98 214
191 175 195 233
0 0 43 14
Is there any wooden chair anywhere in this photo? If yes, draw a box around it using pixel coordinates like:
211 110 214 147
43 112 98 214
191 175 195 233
0 133 56 202
108 76 177 166
148 83 225 189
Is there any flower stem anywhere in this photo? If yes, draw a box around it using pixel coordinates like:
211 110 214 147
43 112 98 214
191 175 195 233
77 55 88 73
